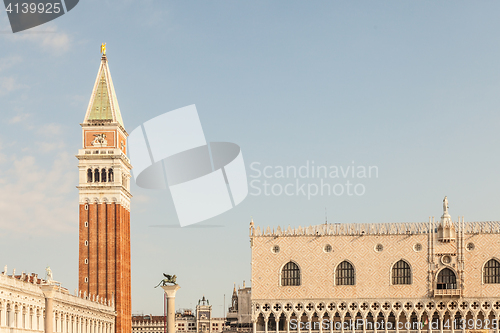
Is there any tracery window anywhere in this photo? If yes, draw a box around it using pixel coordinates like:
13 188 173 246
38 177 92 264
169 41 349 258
436 268 457 289
392 260 411 285
281 261 300 286
336 261 355 285
484 259 500 284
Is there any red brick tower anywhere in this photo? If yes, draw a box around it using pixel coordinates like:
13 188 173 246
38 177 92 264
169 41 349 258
77 50 132 333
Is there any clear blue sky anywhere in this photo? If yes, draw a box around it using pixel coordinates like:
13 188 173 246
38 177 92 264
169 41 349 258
1 0 500 316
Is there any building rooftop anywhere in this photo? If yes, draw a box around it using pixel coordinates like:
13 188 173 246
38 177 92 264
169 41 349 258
250 220 500 237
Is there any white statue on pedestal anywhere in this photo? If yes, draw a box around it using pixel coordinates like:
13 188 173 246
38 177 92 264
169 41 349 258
443 196 449 215
46 266 53 283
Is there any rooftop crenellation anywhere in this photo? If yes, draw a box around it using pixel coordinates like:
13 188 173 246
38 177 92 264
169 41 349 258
250 220 500 237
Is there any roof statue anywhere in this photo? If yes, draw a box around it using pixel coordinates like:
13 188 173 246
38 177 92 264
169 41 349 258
46 266 53 283
101 43 106 56
443 196 449 216
440 195 453 229
437 196 455 241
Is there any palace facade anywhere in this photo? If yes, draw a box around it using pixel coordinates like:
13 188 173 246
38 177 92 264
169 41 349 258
250 198 500 333
0 268 115 333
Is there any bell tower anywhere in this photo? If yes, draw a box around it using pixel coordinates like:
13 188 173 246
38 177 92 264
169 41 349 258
76 47 132 333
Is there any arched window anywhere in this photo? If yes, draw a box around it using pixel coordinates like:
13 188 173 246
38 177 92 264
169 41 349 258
87 169 93 183
101 169 107 183
94 169 100 182
336 261 355 285
392 260 412 285
437 268 457 289
108 169 114 182
281 261 300 286
484 259 500 284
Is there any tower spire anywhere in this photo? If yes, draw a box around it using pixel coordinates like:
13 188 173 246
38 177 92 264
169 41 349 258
83 47 125 129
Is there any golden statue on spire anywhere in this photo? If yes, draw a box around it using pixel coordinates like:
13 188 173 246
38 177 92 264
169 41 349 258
101 43 106 56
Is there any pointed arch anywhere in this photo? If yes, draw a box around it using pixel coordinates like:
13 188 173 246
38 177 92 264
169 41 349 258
280 261 301 286
436 268 457 289
335 260 355 285
483 258 500 284
391 259 412 285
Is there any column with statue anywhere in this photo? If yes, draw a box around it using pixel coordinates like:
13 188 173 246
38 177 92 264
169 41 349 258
155 273 180 333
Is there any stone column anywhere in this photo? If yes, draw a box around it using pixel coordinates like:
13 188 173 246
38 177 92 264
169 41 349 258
41 284 58 333
0 303 5 329
37 311 41 331
7 307 14 328
253 321 257 333
450 313 454 333
161 285 181 333
15 308 20 329
395 314 399 333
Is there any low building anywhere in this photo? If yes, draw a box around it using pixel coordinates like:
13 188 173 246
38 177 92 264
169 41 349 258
176 309 197 332
132 297 226 333
0 267 115 333
132 314 166 333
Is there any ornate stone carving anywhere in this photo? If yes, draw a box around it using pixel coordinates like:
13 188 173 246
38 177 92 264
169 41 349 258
91 133 108 147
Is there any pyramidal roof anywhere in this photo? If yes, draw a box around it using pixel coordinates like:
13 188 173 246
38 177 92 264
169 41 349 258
83 55 124 127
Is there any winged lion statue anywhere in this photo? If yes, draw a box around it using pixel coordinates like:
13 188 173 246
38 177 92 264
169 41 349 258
155 273 177 287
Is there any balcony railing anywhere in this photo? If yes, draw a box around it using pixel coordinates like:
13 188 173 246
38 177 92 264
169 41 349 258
434 289 461 296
